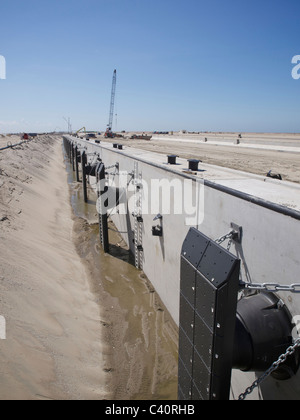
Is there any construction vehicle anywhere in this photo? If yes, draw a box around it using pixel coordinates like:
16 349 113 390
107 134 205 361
130 134 152 140
105 70 117 138
86 133 96 139
76 127 86 137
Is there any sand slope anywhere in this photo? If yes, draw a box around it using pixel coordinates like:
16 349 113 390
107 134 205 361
0 136 109 400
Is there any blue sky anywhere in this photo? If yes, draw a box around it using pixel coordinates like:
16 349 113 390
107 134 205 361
0 0 300 133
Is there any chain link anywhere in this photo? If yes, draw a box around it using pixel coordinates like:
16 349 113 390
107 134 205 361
215 234 300 294
241 282 300 294
104 164 118 170
215 230 236 251
238 339 300 400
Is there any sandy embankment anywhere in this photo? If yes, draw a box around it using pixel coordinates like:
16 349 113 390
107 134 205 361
0 135 110 400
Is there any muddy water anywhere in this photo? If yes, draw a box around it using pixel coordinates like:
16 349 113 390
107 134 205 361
65 157 179 400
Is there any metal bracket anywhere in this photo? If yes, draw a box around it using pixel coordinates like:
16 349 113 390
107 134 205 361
230 223 243 244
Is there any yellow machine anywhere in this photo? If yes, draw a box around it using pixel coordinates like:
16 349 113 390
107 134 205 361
76 127 86 137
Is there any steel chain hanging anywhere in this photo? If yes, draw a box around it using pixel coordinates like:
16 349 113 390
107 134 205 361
238 338 300 400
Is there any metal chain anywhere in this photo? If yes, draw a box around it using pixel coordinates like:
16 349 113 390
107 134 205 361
240 282 300 294
238 339 300 400
215 233 300 294
215 230 235 251
104 164 118 170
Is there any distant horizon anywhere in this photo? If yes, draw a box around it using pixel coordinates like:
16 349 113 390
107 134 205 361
2 129 300 136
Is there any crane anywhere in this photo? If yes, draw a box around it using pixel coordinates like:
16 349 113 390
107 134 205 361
105 69 117 138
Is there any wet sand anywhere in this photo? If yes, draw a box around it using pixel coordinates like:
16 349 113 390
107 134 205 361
68 172 179 400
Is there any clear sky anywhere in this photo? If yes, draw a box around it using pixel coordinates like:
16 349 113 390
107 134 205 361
0 0 300 133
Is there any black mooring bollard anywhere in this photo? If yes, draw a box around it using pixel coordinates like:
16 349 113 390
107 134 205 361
167 155 178 165
188 159 200 171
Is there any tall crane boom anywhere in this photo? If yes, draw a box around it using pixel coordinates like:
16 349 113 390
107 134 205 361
105 69 117 138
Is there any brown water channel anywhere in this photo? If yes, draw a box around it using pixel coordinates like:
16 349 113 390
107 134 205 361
65 155 179 400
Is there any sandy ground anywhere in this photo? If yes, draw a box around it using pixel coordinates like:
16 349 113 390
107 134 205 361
0 134 178 400
99 133 300 184
0 135 110 400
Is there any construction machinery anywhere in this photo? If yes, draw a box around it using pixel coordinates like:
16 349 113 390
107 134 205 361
105 69 117 138
76 127 86 137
